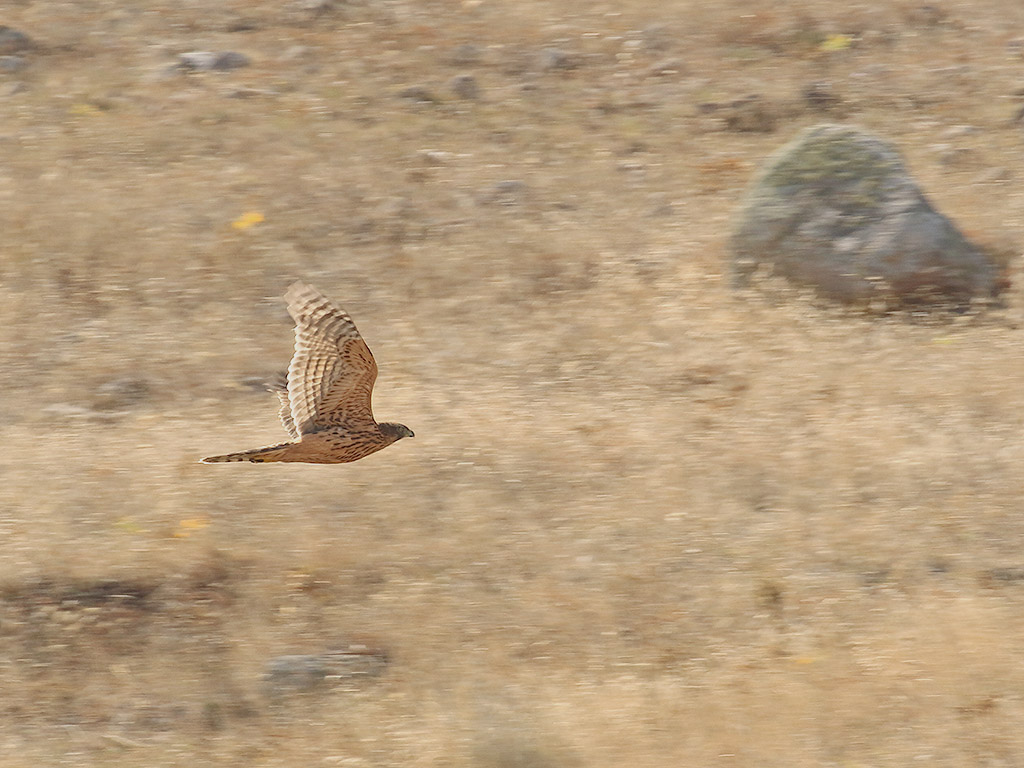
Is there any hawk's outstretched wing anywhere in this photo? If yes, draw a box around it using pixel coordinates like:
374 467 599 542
284 282 379 436
265 373 299 440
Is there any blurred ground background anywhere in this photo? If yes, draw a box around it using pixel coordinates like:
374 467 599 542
3 0 1024 765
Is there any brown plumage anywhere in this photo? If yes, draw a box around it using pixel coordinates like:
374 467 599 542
201 282 413 464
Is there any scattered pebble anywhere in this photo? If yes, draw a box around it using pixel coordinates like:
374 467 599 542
297 0 336 15
280 44 311 62
42 403 128 422
224 17 260 33
264 655 325 693
94 377 150 410
179 51 251 71
0 26 31 56
940 124 977 138
803 81 840 112
973 166 1012 184
264 646 388 697
539 48 578 71
904 4 947 26
398 85 437 103
0 55 26 72
447 43 481 66
226 87 277 99
935 144 978 167
450 73 479 99
418 149 454 165
641 23 673 52
646 58 684 77
481 179 527 206
704 94 777 133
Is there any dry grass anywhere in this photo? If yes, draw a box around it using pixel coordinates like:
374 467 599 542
4 0 1024 765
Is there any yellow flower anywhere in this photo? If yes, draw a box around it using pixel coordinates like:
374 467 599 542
232 211 265 230
174 517 210 538
114 517 146 533
820 34 853 52
69 103 102 116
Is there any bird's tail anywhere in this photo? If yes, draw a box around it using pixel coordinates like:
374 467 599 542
200 441 294 464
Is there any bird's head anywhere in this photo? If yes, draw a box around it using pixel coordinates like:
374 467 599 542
379 422 415 441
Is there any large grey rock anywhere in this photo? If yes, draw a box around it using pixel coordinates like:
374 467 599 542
730 124 1000 305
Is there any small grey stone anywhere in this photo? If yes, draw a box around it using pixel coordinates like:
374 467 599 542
297 0 336 15
451 73 479 99
0 56 26 73
973 166 1012 184
179 51 250 71
211 51 250 70
988 567 1024 583
447 44 481 66
178 51 219 70
905 4 946 26
94 377 150 410
264 655 326 693
641 23 673 52
720 94 776 132
940 125 977 138
418 149 454 165
935 144 977 167
398 85 437 103
539 48 579 71
730 124 1000 306
263 646 388 697
226 86 276 99
225 17 260 33
280 45 311 61
647 58 684 77
481 179 527 206
42 403 127 422
803 81 840 112
320 646 388 678
0 27 31 56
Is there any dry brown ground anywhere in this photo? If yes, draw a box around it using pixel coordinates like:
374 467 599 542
3 0 1024 765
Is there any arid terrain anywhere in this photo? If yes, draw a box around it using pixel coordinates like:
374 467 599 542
4 0 1024 765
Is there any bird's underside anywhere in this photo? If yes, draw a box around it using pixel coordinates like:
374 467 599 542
200 425 398 464
201 282 413 465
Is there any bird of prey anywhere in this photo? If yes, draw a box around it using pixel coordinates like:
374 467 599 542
201 282 413 464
